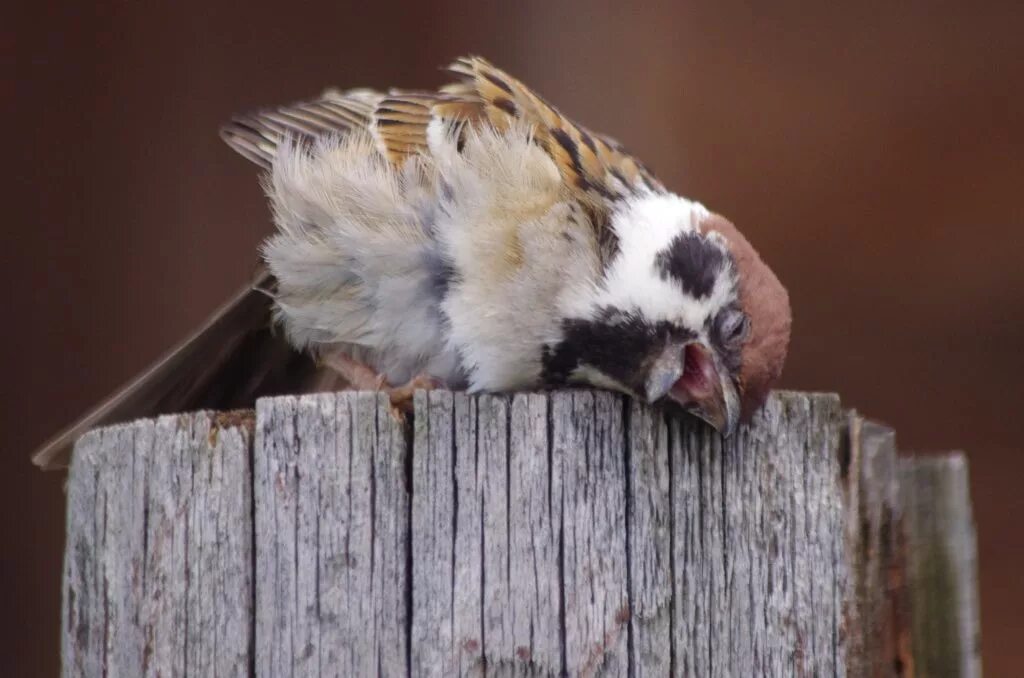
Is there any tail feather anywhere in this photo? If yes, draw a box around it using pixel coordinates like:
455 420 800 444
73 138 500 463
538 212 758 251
31 273 334 470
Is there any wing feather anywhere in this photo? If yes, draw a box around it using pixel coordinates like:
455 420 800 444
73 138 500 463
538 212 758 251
220 89 383 168
222 57 663 197
31 274 336 469
443 56 664 204
219 56 665 255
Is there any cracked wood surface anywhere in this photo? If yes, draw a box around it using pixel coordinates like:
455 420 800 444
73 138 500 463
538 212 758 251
63 411 254 677
61 390 981 677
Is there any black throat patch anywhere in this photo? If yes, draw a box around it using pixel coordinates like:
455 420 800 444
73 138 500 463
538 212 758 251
542 307 695 394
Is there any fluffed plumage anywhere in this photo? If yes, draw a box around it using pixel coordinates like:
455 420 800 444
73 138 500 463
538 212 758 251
32 56 791 469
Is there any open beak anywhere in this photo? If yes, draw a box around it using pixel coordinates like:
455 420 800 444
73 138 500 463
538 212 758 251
645 342 740 437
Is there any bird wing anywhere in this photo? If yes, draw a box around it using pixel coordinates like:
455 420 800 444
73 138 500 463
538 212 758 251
440 56 664 202
220 88 384 169
30 274 339 469
220 57 665 225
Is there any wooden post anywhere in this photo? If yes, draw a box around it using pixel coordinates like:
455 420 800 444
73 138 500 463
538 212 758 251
900 455 983 678
60 391 981 676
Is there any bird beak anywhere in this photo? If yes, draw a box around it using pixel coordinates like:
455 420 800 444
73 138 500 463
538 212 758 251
645 342 741 437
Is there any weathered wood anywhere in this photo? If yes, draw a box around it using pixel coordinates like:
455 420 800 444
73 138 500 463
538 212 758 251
63 411 254 677
625 399 671 677
843 416 913 677
253 392 408 678
900 454 983 678
61 390 983 677
668 390 845 677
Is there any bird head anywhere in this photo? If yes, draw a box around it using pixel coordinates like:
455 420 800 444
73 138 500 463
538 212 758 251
551 193 791 436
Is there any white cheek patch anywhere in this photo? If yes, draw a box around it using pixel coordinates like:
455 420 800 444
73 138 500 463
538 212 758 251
562 193 736 329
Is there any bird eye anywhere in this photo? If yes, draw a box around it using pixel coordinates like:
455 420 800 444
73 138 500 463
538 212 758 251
716 309 750 347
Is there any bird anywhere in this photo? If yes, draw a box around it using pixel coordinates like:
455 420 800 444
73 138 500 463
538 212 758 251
31 56 791 469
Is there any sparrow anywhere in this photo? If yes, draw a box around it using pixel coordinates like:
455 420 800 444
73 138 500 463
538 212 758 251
32 57 790 469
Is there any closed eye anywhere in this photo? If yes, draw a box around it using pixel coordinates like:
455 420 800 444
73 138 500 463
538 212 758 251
716 308 750 347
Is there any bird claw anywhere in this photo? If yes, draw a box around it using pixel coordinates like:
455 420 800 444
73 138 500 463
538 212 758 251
321 352 443 422
385 374 444 421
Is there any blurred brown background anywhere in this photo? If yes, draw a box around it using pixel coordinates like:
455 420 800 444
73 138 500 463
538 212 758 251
6 1 1023 674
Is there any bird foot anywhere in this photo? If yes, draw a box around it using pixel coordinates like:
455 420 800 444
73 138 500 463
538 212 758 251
379 373 445 422
322 352 443 421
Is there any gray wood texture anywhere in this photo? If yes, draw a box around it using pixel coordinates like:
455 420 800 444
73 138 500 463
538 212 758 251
60 390 983 677
253 392 409 678
63 411 254 677
900 455 983 678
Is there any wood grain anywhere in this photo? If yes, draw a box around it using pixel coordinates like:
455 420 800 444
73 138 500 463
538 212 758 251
63 411 254 677
61 390 982 677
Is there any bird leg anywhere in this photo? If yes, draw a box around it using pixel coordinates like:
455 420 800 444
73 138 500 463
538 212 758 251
322 352 389 392
321 352 442 418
